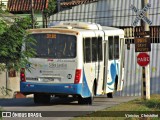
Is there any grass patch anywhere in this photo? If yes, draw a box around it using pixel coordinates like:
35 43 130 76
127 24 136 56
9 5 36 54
72 94 160 120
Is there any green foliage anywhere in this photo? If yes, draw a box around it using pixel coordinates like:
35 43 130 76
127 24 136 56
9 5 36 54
0 3 4 13
0 20 7 35
0 16 36 71
0 2 8 13
44 0 57 16
0 3 8 34
142 95 160 110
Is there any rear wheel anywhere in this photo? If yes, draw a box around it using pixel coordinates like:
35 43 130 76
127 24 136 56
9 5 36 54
78 96 93 105
55 95 68 98
107 92 113 98
34 94 50 104
107 77 118 98
78 84 95 105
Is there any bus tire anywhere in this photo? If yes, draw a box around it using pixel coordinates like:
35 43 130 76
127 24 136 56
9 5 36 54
107 76 118 98
34 94 50 104
78 96 84 104
78 97 93 105
55 95 68 98
107 92 113 98
78 84 94 105
115 76 118 91
87 96 93 105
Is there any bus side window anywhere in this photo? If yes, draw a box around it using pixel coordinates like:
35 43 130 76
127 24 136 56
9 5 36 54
108 36 114 60
84 38 91 63
92 37 98 62
108 36 120 60
98 37 103 61
114 36 119 59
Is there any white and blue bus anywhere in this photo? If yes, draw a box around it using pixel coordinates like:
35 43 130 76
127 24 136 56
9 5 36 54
20 21 125 104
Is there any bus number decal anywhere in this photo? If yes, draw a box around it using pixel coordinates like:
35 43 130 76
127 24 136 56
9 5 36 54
49 63 67 69
46 33 56 39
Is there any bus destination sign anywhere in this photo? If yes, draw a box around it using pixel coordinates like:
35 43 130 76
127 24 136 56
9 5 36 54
135 37 151 52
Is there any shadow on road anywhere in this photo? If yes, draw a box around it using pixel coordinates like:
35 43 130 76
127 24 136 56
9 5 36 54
0 96 139 107
0 97 78 107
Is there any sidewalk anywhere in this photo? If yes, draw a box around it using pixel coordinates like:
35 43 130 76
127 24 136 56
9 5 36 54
0 94 13 99
0 93 33 99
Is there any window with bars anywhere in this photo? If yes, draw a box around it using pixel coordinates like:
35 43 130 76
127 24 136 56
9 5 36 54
108 36 120 60
83 37 103 63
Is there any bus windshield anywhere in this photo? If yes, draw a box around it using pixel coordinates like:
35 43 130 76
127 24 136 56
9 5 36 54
28 33 76 59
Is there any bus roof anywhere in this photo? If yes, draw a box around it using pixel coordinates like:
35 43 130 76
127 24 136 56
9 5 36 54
27 21 124 36
28 26 123 35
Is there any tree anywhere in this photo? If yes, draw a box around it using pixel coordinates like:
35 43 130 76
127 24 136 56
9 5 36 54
0 16 36 72
0 19 7 35
44 0 57 17
42 0 57 27
0 2 7 34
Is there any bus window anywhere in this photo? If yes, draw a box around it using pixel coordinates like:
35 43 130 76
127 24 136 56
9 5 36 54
98 37 103 61
108 36 114 60
92 37 98 62
114 36 119 59
84 38 91 63
108 36 119 60
84 37 102 63
28 33 76 59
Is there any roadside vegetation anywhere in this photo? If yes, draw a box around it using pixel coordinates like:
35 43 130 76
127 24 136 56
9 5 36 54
0 3 36 96
72 94 160 120
0 0 57 72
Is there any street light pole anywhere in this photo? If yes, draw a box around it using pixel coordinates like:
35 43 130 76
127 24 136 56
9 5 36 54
141 0 150 100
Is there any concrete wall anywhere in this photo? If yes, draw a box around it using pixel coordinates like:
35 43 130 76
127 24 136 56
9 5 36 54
0 71 20 98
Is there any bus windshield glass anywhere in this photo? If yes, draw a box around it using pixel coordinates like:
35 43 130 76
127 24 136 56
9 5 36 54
28 33 76 59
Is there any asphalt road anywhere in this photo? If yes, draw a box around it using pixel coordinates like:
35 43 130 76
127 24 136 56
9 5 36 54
0 95 139 120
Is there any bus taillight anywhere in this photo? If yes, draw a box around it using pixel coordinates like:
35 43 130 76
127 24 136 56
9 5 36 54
74 69 82 84
20 68 26 82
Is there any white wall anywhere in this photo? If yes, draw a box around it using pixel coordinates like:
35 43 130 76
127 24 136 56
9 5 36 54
0 71 20 98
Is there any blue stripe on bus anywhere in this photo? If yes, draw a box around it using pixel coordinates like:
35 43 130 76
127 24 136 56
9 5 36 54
81 69 91 97
108 86 114 91
107 60 119 90
107 63 116 85
20 82 83 95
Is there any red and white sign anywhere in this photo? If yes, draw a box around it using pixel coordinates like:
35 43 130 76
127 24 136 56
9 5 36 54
137 53 150 66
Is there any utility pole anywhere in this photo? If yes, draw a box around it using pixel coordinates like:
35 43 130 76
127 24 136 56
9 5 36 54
57 0 61 12
42 10 45 28
31 0 35 28
141 0 150 100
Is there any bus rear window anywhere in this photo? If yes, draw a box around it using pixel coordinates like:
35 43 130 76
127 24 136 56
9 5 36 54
27 33 76 59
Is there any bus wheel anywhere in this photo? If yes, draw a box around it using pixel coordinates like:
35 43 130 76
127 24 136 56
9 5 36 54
107 92 113 98
87 96 93 105
55 95 68 98
115 76 118 91
78 86 94 105
78 97 93 105
34 94 51 104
